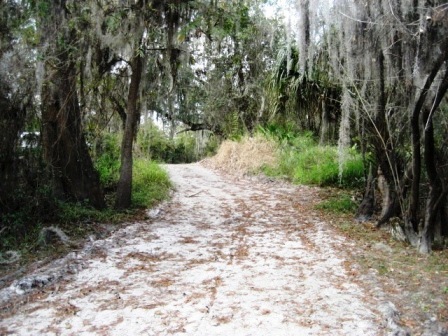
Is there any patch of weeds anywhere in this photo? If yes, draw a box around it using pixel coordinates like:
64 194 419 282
376 263 389 275
316 193 357 214
57 201 116 224
292 146 364 188
132 159 172 208
444 287 448 294
293 146 339 185
262 131 364 188
94 132 121 190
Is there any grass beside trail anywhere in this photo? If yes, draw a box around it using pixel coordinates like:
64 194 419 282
206 128 365 218
132 159 172 208
260 130 365 189
0 159 171 265
57 159 171 225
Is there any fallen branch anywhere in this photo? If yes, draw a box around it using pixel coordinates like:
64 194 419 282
187 191 203 197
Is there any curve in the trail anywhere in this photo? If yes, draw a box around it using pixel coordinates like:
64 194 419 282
0 163 386 335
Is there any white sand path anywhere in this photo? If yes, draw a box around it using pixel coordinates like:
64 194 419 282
0 163 390 335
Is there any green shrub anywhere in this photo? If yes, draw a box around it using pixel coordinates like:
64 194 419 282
292 147 363 187
132 159 172 207
1 131 173 254
203 134 219 157
93 132 171 208
137 124 171 162
339 153 365 188
94 133 121 189
171 134 197 163
257 123 303 144
263 132 365 188
137 123 212 163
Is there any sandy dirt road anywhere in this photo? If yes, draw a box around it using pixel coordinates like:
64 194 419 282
0 163 392 335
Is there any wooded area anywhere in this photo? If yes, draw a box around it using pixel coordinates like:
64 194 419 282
1 0 447 254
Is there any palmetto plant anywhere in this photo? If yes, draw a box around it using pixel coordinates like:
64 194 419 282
266 45 340 140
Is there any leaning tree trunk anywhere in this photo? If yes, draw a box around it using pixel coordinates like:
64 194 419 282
40 1 105 209
115 52 143 210
408 51 447 235
418 68 448 254
419 134 442 254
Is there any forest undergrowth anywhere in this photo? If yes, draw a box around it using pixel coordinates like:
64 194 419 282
0 159 171 291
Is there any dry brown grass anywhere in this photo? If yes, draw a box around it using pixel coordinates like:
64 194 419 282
204 135 277 175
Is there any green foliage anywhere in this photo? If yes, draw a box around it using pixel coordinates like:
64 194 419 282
1 126 173 253
94 133 121 189
203 134 219 157
136 125 190 163
132 159 171 208
266 44 340 136
316 193 358 214
262 130 364 188
137 124 202 163
293 146 339 185
0 183 57 251
93 131 172 207
137 124 171 162
225 111 244 140
292 147 363 187
1 158 171 253
57 200 117 224
258 123 313 146
171 135 197 163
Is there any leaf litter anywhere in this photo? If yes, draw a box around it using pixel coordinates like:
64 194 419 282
0 163 432 335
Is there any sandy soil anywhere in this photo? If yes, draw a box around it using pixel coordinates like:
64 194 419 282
0 163 400 335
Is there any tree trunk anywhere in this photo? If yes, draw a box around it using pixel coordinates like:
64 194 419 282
418 69 448 253
42 57 105 209
319 96 330 145
0 86 27 212
409 92 422 232
376 167 398 225
408 53 447 233
372 50 403 226
40 2 105 209
115 52 143 209
419 184 442 254
356 164 375 222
